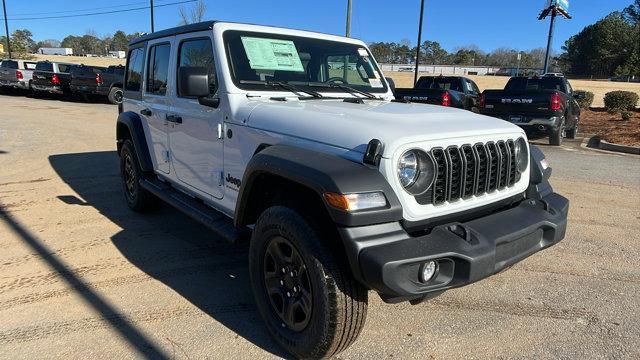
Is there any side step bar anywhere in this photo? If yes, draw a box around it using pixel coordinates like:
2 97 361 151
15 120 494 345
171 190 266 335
139 178 249 243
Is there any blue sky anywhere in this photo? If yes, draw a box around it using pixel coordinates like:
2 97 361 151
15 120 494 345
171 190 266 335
1 0 633 52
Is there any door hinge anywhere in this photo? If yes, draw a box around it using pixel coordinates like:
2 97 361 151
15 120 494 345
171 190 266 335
217 123 223 139
163 150 171 163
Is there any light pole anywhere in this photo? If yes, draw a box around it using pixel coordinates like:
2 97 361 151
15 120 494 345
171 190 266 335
2 0 11 59
150 0 155 32
413 0 425 86
542 8 556 74
345 0 352 37
516 51 521 76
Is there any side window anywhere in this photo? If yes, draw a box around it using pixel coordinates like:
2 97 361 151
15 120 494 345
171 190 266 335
177 38 217 97
146 43 171 96
58 64 70 73
125 47 145 92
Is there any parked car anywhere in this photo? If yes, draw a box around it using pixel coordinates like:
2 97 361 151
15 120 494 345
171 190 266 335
31 61 73 96
69 64 106 100
480 74 581 145
0 59 37 91
393 76 481 111
97 65 125 104
117 21 568 358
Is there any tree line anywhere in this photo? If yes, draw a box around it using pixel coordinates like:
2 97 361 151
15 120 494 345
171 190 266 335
0 29 143 57
558 0 639 77
369 40 548 69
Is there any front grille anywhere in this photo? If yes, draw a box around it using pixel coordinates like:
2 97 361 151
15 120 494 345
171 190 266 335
416 140 519 205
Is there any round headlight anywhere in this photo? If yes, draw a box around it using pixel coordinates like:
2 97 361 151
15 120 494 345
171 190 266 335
398 151 418 188
397 150 436 195
514 137 529 172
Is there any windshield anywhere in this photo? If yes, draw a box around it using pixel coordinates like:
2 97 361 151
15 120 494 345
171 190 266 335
223 30 388 94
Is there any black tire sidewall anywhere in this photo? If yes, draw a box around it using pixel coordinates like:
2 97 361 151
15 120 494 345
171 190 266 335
109 87 123 105
249 207 337 358
120 140 141 208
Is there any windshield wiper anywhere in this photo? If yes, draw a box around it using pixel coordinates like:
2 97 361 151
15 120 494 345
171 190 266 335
240 80 323 99
311 82 382 100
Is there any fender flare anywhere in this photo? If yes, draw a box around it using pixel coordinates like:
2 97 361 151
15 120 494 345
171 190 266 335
235 144 403 227
116 111 154 173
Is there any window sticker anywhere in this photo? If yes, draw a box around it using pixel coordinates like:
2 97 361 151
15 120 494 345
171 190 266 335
241 37 304 72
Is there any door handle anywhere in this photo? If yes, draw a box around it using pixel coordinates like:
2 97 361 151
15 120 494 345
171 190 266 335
166 114 183 124
140 108 152 116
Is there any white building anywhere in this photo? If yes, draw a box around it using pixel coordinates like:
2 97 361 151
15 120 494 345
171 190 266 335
108 51 126 59
38 47 73 56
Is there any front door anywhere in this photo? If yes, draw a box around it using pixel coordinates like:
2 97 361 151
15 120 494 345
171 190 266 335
169 32 224 199
142 38 174 174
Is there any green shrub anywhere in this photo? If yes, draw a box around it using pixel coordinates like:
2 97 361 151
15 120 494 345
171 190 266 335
621 111 632 121
574 90 594 109
604 91 639 113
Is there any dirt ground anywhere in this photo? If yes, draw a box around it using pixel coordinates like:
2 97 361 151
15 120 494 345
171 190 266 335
1 94 639 359
387 71 640 108
580 109 640 146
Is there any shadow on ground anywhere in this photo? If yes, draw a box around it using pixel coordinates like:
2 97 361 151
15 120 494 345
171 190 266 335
49 151 286 358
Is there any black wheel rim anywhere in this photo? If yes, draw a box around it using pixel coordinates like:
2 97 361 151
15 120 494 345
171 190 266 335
114 90 123 103
263 236 313 332
123 153 136 200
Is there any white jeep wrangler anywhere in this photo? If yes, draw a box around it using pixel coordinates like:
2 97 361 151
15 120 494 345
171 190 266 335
116 21 569 358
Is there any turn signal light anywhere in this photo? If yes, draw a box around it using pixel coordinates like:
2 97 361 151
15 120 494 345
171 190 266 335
479 93 486 108
96 73 103 85
51 74 60 85
16 70 23 80
323 192 387 212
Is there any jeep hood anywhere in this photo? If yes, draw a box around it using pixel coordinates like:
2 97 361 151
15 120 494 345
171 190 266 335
244 99 524 158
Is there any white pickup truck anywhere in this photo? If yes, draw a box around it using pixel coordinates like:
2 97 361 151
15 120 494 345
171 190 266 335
116 21 569 358
0 59 37 91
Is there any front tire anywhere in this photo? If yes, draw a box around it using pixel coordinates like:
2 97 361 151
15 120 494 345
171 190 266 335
119 139 155 212
249 206 368 359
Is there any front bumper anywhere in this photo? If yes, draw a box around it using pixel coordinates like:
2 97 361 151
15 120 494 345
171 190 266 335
339 192 568 302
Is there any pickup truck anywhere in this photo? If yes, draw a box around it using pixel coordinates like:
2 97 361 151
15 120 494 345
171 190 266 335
0 59 37 91
479 75 581 145
31 61 73 96
69 64 106 100
116 21 568 358
393 76 481 112
69 64 125 104
97 65 125 104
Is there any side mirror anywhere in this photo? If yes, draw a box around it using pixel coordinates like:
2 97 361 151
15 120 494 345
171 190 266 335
385 77 396 92
178 66 219 107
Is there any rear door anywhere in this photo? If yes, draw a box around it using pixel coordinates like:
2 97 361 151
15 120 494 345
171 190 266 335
142 38 174 174
169 32 224 199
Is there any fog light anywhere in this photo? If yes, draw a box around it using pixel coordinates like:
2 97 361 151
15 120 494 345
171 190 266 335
420 261 437 282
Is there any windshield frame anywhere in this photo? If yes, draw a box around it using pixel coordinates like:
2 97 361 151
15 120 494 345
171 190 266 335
222 29 389 95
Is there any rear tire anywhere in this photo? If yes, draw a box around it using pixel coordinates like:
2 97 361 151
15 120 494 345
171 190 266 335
108 87 123 105
249 206 368 359
565 124 577 139
119 139 156 212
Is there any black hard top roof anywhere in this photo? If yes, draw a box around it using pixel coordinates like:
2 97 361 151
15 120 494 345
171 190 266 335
129 21 217 46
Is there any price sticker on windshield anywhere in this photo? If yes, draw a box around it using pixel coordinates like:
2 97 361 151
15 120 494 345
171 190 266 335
357 48 369 57
241 37 305 72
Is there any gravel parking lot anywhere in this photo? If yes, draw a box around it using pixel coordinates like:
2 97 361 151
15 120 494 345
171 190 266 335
1 94 639 359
